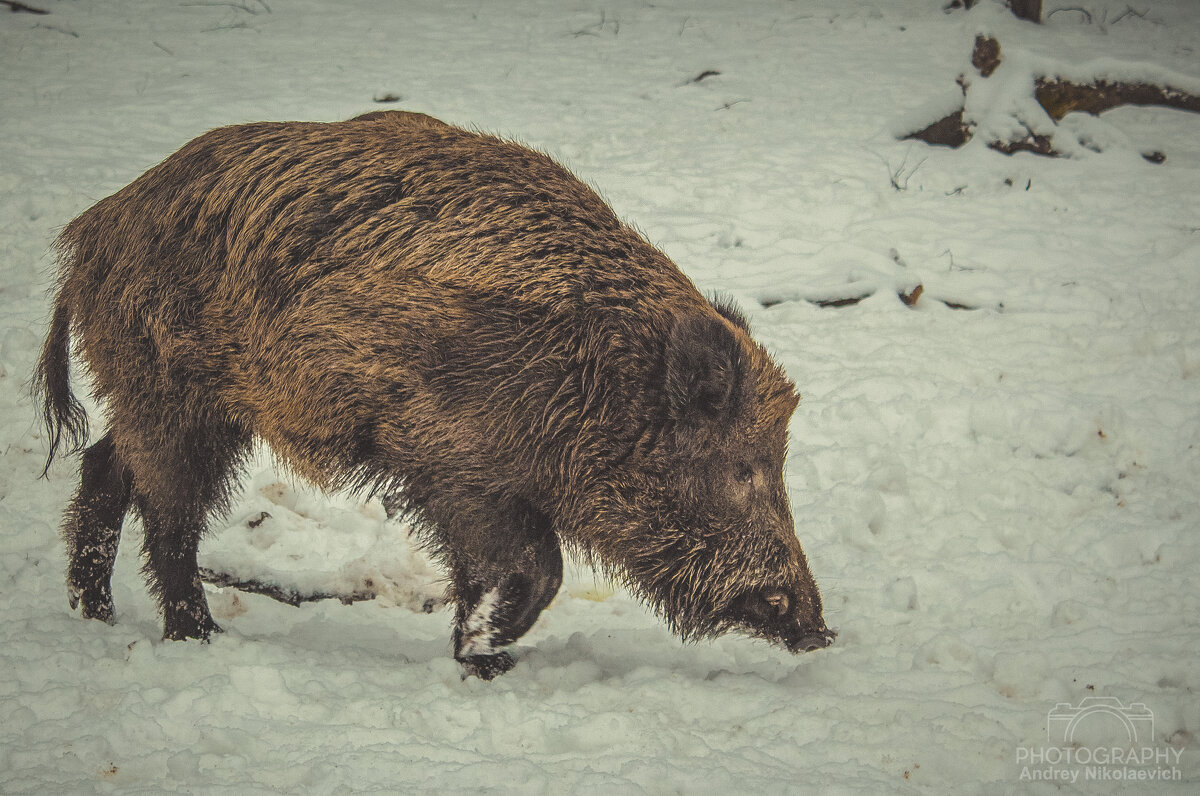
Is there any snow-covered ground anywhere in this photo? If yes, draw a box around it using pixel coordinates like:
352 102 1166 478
2 0 1198 792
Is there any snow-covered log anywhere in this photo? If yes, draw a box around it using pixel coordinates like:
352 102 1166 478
905 35 1200 158
944 0 1041 21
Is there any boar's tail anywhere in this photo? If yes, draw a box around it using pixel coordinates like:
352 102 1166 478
33 298 88 478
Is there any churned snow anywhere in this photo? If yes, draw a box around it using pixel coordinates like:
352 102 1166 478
1 0 1197 792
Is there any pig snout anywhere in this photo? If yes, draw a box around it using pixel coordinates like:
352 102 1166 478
785 625 837 653
728 588 835 653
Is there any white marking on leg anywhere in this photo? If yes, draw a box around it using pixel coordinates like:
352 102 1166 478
459 587 501 657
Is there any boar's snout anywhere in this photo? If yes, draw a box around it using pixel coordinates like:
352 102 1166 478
727 587 835 654
785 625 837 653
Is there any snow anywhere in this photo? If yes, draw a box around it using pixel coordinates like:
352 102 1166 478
2 0 1198 792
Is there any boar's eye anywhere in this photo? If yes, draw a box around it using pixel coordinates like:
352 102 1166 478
732 588 793 623
734 463 756 484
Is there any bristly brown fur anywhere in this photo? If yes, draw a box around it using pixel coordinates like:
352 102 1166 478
38 111 832 675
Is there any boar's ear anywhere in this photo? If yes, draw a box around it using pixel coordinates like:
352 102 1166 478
665 314 750 425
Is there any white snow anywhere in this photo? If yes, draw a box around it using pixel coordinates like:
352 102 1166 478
2 0 1198 792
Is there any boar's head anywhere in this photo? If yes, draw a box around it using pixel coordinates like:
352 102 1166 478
599 303 834 655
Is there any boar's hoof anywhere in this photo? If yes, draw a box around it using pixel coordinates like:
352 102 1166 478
80 601 117 625
459 651 515 681
69 585 117 625
162 613 223 642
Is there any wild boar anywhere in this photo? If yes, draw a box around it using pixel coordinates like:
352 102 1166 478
35 110 834 678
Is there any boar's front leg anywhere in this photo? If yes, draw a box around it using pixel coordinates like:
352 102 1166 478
443 503 563 680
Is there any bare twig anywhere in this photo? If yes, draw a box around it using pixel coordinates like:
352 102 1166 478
1 0 49 14
202 21 256 33
1046 6 1093 24
686 70 721 85
888 153 927 191
183 1 263 13
714 98 748 111
1109 6 1150 25
34 22 78 37
572 10 619 37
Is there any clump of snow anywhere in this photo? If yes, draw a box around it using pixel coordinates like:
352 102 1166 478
2 0 1198 792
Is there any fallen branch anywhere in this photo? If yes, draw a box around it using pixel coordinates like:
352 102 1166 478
199 566 378 606
903 36 1200 158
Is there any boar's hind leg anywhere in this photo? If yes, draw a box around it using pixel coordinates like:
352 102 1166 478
63 433 132 624
448 506 564 680
128 422 250 642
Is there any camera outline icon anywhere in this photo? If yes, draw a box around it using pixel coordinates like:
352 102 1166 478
1047 696 1154 746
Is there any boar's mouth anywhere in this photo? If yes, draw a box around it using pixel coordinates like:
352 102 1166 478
782 625 837 653
727 589 836 653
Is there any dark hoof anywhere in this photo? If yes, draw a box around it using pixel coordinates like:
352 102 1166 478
163 616 223 642
458 651 515 681
70 586 116 625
